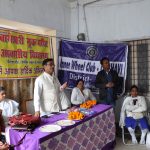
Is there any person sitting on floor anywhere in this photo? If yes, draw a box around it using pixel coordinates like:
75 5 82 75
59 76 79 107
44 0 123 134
120 85 149 144
0 87 19 126
71 79 96 105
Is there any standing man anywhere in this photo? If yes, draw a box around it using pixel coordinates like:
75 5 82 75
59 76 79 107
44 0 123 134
95 57 119 106
34 58 70 117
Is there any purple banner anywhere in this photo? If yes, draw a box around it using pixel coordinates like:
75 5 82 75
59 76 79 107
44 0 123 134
58 40 128 93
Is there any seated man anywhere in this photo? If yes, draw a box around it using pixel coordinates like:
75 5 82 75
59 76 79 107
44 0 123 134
0 87 19 126
120 85 149 144
71 79 96 105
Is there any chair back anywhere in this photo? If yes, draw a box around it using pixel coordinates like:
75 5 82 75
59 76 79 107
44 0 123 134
21 99 34 114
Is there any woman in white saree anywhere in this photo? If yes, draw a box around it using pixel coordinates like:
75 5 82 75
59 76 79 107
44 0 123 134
71 79 96 105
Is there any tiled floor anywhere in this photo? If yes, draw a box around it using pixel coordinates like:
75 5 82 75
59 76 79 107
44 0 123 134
115 137 149 150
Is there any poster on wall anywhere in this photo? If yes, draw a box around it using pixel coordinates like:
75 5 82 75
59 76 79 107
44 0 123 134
58 40 128 94
0 28 51 79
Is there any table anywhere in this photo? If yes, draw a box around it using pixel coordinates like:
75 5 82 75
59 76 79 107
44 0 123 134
7 104 116 150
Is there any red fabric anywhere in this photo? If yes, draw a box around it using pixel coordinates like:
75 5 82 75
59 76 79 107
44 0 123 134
8 113 40 126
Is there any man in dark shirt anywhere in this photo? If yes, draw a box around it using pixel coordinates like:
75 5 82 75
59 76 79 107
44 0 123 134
95 57 119 106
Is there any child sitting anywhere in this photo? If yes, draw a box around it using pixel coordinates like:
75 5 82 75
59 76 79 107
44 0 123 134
120 85 149 144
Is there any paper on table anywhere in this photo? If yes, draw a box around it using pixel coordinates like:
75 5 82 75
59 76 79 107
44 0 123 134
56 120 75 126
39 124 61 132
59 111 66 114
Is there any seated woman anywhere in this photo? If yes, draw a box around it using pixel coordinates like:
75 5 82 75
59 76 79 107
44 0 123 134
71 79 96 105
120 85 149 144
0 87 19 126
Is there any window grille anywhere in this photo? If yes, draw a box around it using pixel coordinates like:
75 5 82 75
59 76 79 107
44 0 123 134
126 39 150 95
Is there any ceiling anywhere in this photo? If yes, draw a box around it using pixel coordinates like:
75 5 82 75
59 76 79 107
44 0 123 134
67 0 77 2
0 18 55 36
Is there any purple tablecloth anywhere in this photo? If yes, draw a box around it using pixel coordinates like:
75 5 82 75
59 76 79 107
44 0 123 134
7 104 115 150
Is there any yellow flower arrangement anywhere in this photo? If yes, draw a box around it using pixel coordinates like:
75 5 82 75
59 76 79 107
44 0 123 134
80 100 96 109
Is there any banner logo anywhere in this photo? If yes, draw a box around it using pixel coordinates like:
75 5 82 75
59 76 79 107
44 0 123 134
86 46 98 58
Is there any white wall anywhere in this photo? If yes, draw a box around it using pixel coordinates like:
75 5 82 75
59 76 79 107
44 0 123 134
0 0 71 75
0 0 71 38
70 0 150 122
71 0 150 42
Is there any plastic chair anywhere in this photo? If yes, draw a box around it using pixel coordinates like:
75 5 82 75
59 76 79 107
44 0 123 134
120 95 149 145
121 125 142 145
21 99 34 114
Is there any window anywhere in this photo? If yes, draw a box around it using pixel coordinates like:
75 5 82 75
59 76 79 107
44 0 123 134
126 39 150 95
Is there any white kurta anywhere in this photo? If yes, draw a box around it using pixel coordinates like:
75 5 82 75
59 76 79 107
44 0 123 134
119 96 147 127
71 87 96 105
0 99 19 125
34 72 70 116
